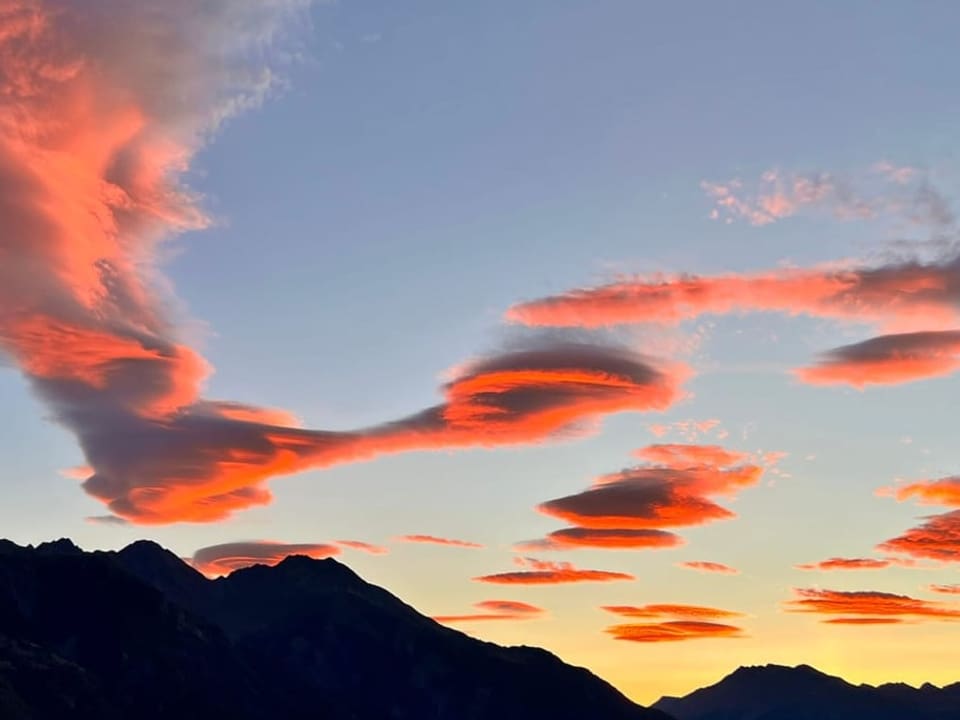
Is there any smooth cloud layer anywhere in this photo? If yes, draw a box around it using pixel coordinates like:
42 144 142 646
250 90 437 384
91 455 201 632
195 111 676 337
605 621 744 643
473 557 635 585
507 257 960 332
536 443 762 532
433 600 545 623
786 588 960 623
796 331 960 388
0 3 689 525
795 557 894 571
601 604 745 642
677 560 740 575
190 540 339 578
395 535 484 549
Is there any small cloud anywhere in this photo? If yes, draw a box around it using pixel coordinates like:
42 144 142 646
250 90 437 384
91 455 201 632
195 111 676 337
929 584 960 595
474 557 634 585
795 557 893 571
84 515 129 526
394 534 484 549
433 600 546 624
189 540 340 578
795 331 960 388
335 539 389 555
677 560 739 575
601 604 743 620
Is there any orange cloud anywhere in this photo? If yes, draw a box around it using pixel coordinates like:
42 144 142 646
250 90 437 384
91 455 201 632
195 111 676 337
677 560 739 574
877 510 960 562
796 331 960 387
334 540 389 555
635 443 749 468
0 3 691 526
823 617 905 625
473 557 635 585
606 621 744 643
433 600 545 623
785 588 960 622
189 541 340 578
537 446 763 531
542 527 682 550
929 584 960 595
506 258 960 331
602 604 743 620
395 535 484 549
882 476 960 507
795 557 893 571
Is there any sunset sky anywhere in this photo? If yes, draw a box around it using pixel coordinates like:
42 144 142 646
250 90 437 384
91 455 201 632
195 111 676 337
3 0 960 705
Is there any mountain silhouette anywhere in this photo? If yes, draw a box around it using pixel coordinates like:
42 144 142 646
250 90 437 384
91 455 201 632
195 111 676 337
0 538 669 720
653 663 960 720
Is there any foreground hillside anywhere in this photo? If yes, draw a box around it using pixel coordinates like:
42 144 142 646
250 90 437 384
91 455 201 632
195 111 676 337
0 539 668 720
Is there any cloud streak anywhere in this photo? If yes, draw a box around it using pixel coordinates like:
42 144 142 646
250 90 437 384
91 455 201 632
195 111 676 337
677 560 739 575
795 557 894 571
395 535 484 549
473 557 635 585
507 257 960 331
433 600 545 623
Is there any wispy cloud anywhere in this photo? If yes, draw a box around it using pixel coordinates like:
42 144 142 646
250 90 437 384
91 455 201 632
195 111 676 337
433 600 545 623
473 557 635 585
334 540 389 555
677 560 739 575
395 535 484 549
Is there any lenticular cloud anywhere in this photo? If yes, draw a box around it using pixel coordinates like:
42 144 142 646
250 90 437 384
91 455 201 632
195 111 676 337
0 1 687 525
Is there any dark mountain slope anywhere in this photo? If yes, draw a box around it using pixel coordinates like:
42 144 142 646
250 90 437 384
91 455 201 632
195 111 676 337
0 539 668 720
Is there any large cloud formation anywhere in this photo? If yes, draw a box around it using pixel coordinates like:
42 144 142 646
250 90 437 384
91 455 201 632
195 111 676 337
189 540 340 578
521 443 764 551
0 1 690 524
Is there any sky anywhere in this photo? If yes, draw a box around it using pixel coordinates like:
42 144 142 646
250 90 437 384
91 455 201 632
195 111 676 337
2 0 960 705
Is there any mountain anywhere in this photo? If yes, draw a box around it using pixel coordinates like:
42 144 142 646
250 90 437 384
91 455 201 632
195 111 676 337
0 538 669 720
653 663 960 720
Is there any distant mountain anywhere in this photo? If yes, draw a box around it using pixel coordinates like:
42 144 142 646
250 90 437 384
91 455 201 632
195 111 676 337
0 539 669 720
653 663 960 720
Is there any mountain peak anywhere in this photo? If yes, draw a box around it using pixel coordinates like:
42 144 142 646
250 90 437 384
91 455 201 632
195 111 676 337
35 537 82 554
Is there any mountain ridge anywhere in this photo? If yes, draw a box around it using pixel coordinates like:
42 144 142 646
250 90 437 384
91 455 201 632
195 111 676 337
0 538 668 720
